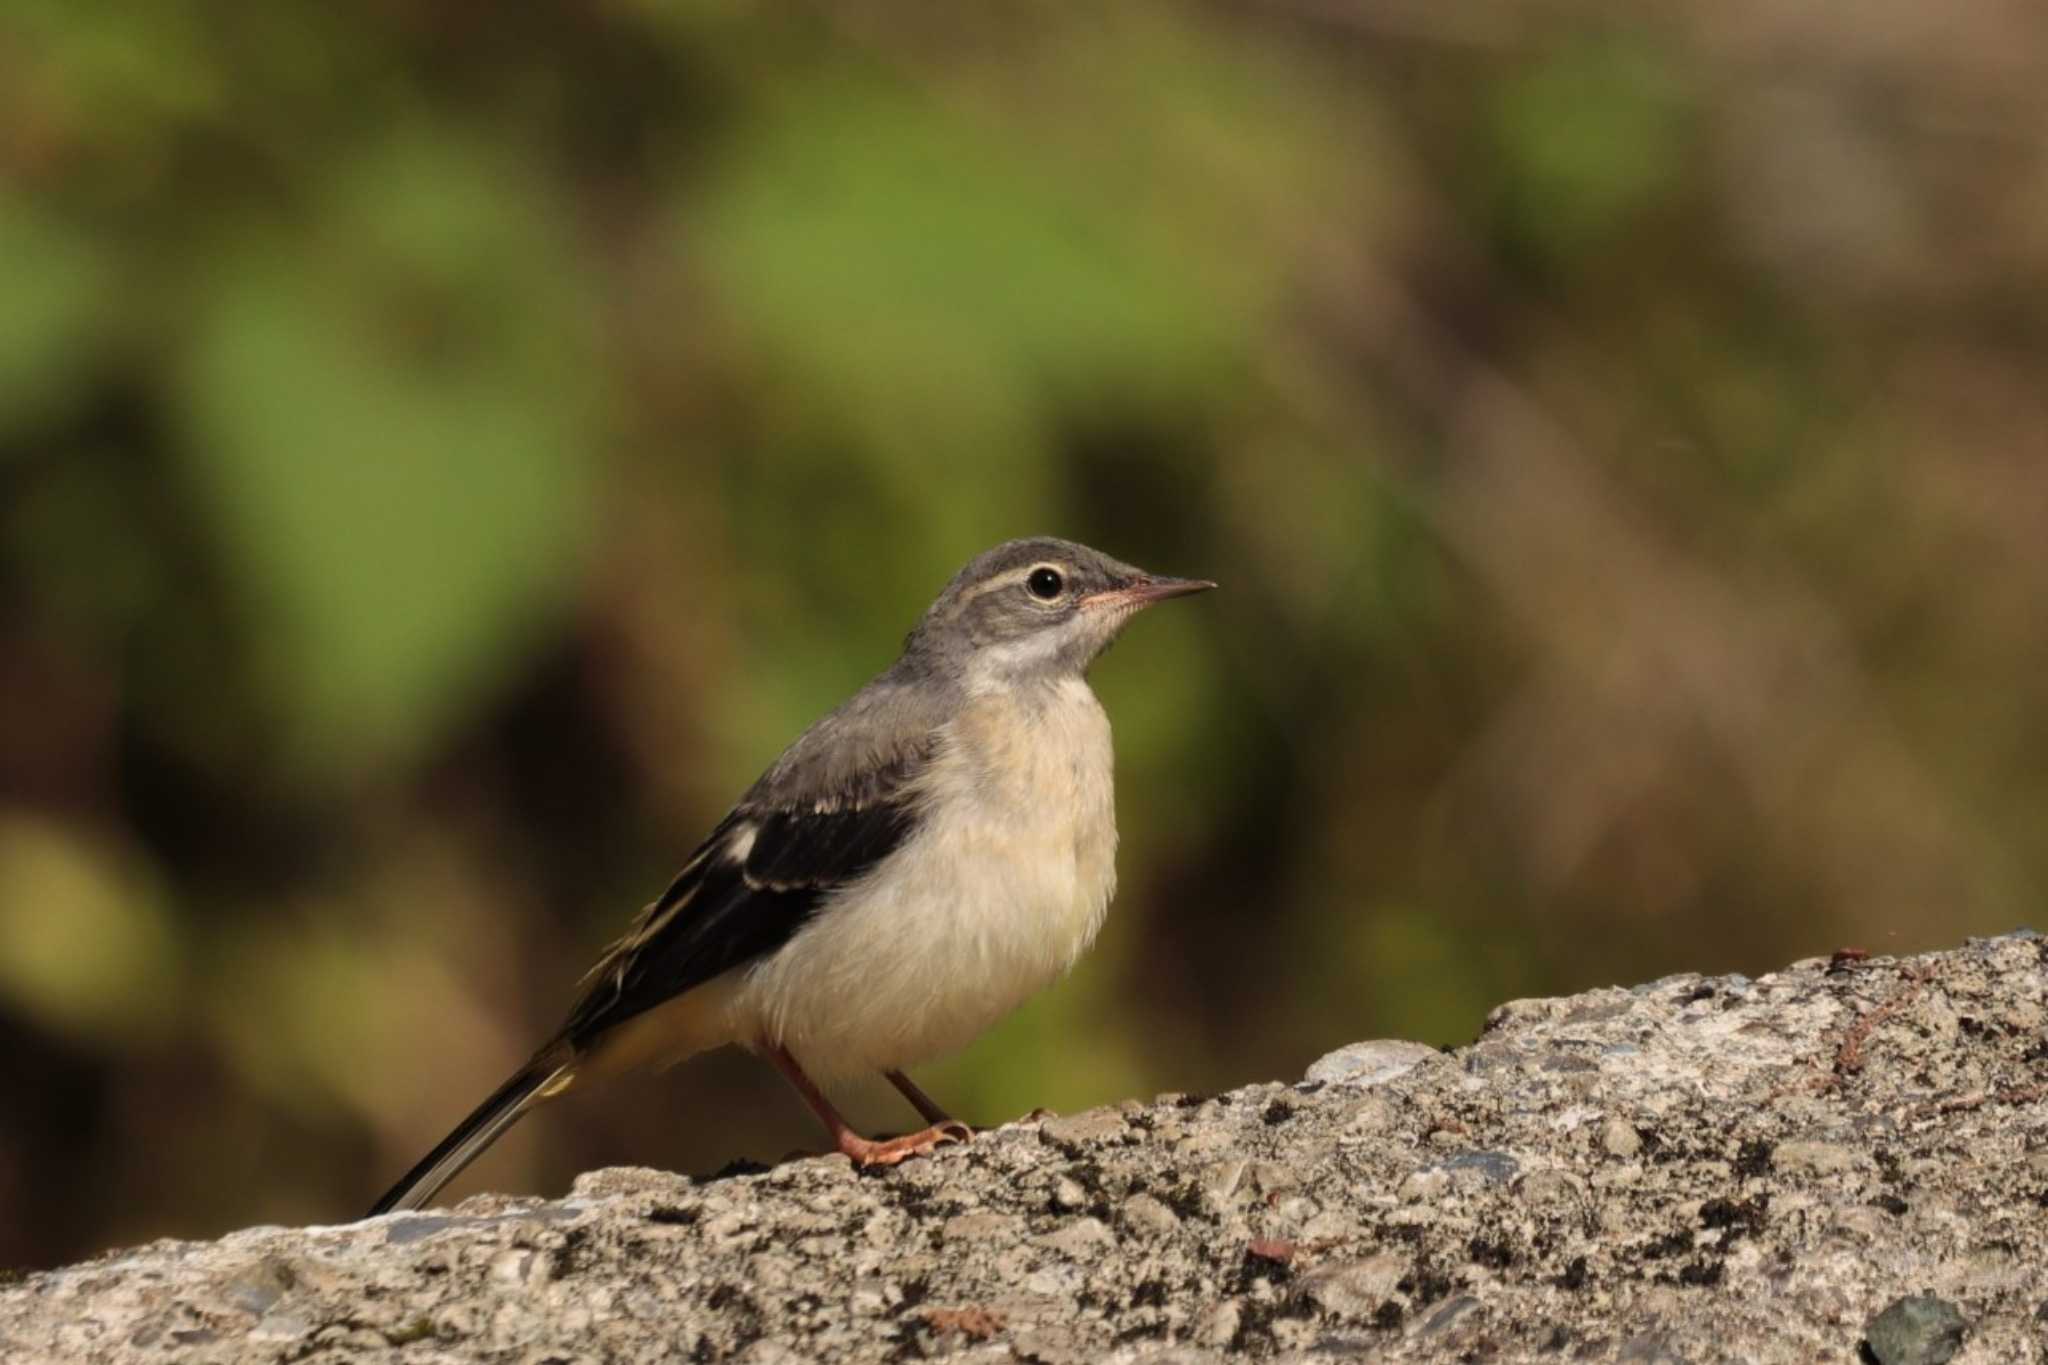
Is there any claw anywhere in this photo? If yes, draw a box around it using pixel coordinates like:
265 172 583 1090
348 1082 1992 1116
768 1046 976 1169
838 1121 972 1166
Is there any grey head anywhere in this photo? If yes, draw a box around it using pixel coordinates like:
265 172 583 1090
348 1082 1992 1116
743 536 1212 806
903 536 1214 687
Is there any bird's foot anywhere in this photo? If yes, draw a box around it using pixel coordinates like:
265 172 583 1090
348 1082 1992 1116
839 1121 972 1167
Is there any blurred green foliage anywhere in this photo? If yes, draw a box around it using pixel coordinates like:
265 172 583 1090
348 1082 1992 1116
5 0 2047 1269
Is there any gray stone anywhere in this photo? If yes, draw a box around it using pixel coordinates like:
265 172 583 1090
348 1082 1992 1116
1197 1158 1248 1209
1297 1254 1404 1318
1036 1216 1114 1258
939 1210 1016 1244
6 937 2047 1363
1435 1150 1520 1184
1303 1039 1440 1087
1118 1192 1180 1238
1422 1294 1481 1334
1865 1294 1967 1365
1775 1140 1863 1176
215 1258 294 1315
1192 1298 1240 1347
1037 1107 1128 1151
1336 1095 1398 1137
1600 1114 1643 1158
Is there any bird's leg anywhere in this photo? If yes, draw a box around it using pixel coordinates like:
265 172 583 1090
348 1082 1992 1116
885 1069 972 1141
766 1046 968 1166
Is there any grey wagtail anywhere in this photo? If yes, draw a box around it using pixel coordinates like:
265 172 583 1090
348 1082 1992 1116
368 537 1213 1213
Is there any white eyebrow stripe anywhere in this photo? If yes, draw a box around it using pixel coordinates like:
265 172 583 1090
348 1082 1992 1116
938 564 1048 620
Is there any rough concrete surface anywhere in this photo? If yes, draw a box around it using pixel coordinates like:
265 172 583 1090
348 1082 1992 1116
7 934 2048 1364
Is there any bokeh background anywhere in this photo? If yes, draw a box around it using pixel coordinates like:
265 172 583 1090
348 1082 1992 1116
6 0 2047 1270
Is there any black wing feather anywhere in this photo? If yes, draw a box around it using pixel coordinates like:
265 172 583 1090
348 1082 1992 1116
559 797 920 1049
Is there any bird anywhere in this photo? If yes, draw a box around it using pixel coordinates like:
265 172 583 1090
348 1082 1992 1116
367 536 1214 1215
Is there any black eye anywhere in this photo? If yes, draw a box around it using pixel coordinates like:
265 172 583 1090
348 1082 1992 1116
1027 567 1065 600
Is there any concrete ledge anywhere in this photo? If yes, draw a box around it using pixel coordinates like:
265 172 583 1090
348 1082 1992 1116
6 934 2045 1363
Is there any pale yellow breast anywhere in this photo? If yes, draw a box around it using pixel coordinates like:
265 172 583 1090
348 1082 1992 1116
734 679 1121 1078
947 679 1120 923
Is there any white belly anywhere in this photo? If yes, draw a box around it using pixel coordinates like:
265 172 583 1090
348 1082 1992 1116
731 681 1118 1079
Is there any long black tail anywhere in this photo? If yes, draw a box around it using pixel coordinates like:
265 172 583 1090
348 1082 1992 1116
367 1055 573 1216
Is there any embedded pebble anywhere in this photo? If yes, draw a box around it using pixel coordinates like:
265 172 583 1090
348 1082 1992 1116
1039 1109 1128 1151
1775 1141 1861 1176
1036 1217 1114 1258
1600 1115 1643 1159
1299 1255 1405 1318
1865 1294 1967 1365
1118 1194 1179 1238
1304 1039 1441 1087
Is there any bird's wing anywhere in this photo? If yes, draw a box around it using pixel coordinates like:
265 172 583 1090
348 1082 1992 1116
557 682 944 1050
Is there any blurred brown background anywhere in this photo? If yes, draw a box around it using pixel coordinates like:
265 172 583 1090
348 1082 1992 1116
5 0 2046 1270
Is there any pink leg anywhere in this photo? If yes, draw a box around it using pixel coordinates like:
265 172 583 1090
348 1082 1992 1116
767 1047 969 1166
886 1069 970 1133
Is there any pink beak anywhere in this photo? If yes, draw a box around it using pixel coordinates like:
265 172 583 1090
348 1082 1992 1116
1080 574 1217 612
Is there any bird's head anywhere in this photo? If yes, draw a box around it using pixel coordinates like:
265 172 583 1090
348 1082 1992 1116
905 537 1214 687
